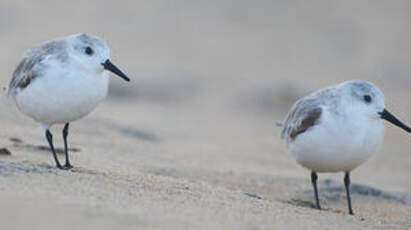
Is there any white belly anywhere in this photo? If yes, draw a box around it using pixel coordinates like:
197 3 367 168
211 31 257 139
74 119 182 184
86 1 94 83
15 71 109 127
288 113 384 172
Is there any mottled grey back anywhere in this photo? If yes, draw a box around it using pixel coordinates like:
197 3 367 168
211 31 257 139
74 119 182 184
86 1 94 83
8 39 68 96
281 86 339 143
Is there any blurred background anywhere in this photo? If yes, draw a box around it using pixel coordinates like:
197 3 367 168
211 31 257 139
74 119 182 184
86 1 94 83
2 0 411 107
0 0 411 229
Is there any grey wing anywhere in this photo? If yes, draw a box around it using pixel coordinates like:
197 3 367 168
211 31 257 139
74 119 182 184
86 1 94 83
8 55 41 96
281 97 323 143
8 40 67 97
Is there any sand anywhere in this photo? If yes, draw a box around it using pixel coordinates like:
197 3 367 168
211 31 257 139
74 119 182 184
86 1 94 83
0 1 411 229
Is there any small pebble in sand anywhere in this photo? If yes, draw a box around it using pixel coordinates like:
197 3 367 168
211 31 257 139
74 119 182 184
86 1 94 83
0 148 11 155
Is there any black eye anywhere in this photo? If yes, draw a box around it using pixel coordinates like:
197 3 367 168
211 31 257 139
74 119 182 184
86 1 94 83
363 95 372 103
85 46 93 55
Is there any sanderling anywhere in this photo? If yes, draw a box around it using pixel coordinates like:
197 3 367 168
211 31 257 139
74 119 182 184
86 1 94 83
281 80 410 215
7 33 130 170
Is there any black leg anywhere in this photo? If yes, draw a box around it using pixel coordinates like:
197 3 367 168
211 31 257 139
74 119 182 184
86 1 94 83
344 172 354 215
311 171 321 210
62 123 73 169
45 130 63 169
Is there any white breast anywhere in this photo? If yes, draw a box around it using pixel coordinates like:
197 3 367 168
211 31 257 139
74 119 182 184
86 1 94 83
14 64 109 128
287 109 384 172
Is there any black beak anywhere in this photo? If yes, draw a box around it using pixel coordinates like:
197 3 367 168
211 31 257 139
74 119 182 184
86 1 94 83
102 59 130 82
379 109 411 132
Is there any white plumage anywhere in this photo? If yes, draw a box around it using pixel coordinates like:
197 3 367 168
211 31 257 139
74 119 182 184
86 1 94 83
282 80 385 172
8 33 130 169
281 80 411 215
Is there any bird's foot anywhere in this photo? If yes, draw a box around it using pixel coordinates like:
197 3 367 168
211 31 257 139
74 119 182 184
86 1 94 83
63 163 73 170
56 164 73 170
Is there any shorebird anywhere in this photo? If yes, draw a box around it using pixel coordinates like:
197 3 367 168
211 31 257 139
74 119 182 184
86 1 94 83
7 33 130 170
281 80 410 215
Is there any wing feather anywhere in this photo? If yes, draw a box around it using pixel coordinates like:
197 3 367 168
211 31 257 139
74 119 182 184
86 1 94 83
8 40 67 97
281 97 323 142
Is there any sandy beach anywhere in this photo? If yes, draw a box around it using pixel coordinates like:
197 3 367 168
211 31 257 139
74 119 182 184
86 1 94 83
0 1 410 229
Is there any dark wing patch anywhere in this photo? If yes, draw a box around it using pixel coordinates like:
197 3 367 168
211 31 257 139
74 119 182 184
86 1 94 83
8 39 68 96
289 107 322 140
281 86 339 143
16 74 35 89
12 57 41 90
